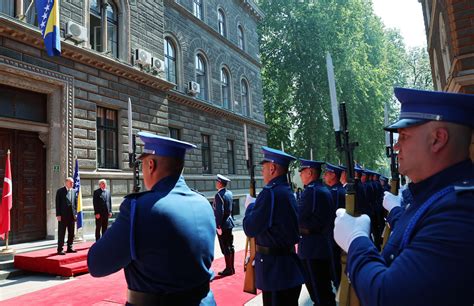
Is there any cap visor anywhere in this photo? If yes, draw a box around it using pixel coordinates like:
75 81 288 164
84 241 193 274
384 118 429 131
137 153 151 160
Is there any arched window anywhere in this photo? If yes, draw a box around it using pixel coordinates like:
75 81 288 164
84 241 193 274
433 50 442 90
241 79 250 116
195 54 208 100
0 1 14 16
193 0 203 20
237 25 244 50
439 13 451 82
90 0 119 58
164 38 177 84
221 68 231 109
218 9 226 37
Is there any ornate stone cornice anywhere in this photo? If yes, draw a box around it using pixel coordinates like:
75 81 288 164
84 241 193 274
168 90 268 130
0 55 75 175
0 16 176 92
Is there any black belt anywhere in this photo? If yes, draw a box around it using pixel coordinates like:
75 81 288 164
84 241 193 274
127 282 210 306
256 245 295 256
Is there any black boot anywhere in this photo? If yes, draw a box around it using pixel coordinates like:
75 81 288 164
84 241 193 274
218 255 230 275
229 252 235 275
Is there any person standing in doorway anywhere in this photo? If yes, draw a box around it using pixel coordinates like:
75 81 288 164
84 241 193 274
93 179 112 241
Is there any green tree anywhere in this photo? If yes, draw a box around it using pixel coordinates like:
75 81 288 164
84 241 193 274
259 0 430 170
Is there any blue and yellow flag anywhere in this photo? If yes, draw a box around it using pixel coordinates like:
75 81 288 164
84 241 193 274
73 159 83 229
35 0 61 56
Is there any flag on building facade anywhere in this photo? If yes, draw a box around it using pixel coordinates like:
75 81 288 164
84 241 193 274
0 151 12 240
36 0 61 56
73 159 83 229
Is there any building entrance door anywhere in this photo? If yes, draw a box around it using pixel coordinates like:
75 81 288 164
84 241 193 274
0 128 46 244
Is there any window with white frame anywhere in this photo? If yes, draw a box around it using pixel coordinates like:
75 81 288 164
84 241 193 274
221 68 231 110
218 9 226 37
237 25 244 50
90 0 118 58
195 54 208 100
241 79 250 116
193 0 203 20
164 38 177 84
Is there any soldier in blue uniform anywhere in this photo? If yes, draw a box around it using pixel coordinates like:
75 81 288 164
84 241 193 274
297 159 336 306
334 88 474 306
323 162 346 289
243 146 304 306
87 132 216 306
213 174 235 276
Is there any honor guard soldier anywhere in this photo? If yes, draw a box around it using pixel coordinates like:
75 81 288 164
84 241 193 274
334 88 474 306
213 174 235 276
243 146 304 306
324 162 346 288
88 132 216 306
298 159 336 306
324 163 346 209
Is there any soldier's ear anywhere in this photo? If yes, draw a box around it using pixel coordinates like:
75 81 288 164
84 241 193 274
431 126 449 153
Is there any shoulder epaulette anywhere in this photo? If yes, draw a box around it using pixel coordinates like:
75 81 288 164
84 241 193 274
454 180 474 193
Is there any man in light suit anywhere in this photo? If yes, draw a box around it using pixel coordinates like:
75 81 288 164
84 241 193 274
55 177 77 255
93 179 112 241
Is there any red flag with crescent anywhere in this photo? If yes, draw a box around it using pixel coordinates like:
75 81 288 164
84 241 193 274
0 151 12 240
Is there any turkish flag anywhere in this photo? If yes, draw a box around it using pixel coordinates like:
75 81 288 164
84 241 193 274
0 151 12 240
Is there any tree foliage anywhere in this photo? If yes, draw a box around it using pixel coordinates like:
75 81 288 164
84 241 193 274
259 0 432 171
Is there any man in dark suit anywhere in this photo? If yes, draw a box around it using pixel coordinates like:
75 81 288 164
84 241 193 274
93 179 112 241
55 177 77 255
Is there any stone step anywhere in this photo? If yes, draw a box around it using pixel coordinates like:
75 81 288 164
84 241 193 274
0 267 24 280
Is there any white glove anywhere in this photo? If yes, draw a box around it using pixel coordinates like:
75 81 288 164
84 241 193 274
216 228 222 236
334 208 371 253
383 191 402 213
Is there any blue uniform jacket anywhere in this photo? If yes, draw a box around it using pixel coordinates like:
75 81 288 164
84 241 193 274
347 160 474 306
243 175 305 291
297 179 335 259
213 188 234 230
329 182 346 209
87 175 216 305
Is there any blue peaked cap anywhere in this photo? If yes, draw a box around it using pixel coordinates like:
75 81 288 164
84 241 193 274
260 146 296 168
299 159 325 172
385 87 474 131
325 162 343 176
354 164 364 174
137 131 196 159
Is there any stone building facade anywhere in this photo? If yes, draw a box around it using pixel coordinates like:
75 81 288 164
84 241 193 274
419 0 474 158
0 0 266 243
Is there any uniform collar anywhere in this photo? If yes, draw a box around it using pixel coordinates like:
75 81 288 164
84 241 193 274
408 159 473 205
151 175 181 193
267 174 288 186
218 187 226 192
307 179 322 187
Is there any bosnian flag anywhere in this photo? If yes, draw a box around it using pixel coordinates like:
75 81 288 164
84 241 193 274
73 159 83 229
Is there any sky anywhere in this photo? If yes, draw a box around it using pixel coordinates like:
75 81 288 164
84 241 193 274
372 0 427 48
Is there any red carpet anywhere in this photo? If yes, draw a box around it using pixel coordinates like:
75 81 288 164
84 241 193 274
14 242 93 277
3 249 259 305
